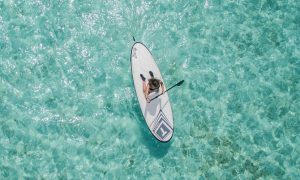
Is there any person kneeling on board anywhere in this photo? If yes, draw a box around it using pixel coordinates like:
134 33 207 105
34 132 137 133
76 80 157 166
140 71 165 103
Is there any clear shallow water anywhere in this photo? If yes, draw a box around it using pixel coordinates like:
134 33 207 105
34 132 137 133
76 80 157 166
0 0 299 178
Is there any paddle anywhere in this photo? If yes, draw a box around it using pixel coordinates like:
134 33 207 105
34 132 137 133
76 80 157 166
149 80 185 102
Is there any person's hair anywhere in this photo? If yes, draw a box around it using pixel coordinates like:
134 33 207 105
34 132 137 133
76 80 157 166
149 79 160 90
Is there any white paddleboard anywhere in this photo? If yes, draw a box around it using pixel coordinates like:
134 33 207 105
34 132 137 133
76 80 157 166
131 42 174 142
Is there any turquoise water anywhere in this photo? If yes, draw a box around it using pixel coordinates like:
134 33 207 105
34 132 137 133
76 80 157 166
0 0 300 178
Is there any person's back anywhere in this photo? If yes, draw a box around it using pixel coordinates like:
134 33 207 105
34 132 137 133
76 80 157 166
148 78 161 93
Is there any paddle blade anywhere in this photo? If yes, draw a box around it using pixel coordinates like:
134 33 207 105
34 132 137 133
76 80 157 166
176 80 184 86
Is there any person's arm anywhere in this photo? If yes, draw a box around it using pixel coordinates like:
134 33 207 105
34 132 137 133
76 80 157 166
145 84 150 102
160 81 164 94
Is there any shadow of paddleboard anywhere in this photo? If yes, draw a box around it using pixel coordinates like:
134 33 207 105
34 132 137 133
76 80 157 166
131 102 172 158
140 125 172 158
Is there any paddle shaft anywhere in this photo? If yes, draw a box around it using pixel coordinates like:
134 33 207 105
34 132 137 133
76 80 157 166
149 80 184 102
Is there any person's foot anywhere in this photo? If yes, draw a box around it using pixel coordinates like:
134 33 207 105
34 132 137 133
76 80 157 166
140 74 146 81
149 71 154 78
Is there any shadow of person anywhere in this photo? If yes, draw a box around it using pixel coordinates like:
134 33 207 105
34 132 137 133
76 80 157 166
144 92 161 118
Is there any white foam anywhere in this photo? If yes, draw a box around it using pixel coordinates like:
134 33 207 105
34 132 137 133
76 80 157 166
205 0 209 8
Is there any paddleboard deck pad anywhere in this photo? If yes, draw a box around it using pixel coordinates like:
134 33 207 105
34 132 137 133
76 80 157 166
130 42 174 142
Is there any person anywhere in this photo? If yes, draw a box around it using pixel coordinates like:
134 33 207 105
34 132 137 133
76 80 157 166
140 71 165 103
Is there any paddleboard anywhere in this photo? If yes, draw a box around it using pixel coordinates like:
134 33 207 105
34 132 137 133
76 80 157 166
130 42 174 142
